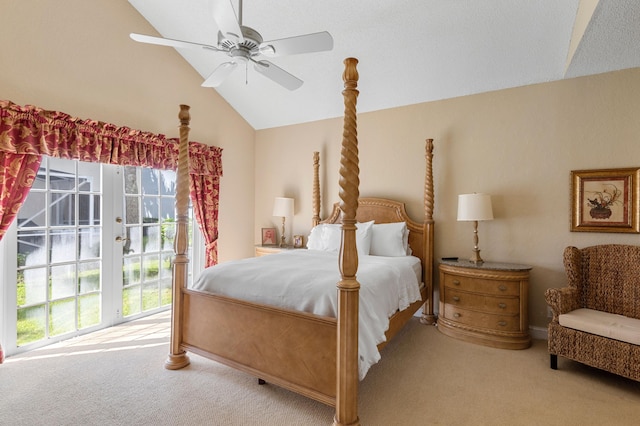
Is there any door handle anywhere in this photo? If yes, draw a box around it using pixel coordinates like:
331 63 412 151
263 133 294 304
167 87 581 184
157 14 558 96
115 236 129 243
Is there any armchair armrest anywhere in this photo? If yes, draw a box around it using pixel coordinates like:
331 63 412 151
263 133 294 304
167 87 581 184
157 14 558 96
544 287 579 323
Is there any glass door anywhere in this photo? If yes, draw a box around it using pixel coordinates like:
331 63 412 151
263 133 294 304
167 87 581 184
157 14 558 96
15 157 103 347
118 166 188 319
2 158 194 355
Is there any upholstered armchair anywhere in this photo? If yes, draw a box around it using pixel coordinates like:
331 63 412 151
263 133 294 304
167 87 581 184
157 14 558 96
545 244 640 381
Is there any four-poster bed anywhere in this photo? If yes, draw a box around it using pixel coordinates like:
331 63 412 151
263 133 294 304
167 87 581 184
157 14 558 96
169 58 435 426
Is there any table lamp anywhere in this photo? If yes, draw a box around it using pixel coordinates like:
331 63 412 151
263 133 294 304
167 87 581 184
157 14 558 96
273 197 294 247
457 193 493 263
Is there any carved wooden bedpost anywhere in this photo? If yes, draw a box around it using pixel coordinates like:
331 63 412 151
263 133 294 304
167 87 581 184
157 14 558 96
421 139 437 325
165 104 191 370
334 57 361 426
312 151 321 227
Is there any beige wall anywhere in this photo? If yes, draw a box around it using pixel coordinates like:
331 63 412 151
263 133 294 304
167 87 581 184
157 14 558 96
3 0 640 331
256 67 640 330
0 0 256 262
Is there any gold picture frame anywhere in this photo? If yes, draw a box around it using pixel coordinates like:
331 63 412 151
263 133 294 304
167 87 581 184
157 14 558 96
571 167 640 233
293 235 303 248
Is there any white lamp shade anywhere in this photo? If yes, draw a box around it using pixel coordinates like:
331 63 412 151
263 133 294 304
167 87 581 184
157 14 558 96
457 193 494 221
273 197 294 217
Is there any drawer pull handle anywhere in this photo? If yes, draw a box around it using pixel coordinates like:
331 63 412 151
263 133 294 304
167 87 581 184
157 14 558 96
453 296 460 302
498 285 507 291
454 313 461 318
498 321 507 327
498 303 507 309
453 280 461 285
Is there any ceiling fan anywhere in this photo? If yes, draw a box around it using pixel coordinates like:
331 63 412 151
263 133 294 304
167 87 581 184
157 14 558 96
130 0 333 90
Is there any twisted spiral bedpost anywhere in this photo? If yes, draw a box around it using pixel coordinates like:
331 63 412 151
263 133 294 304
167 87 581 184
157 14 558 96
424 139 434 223
421 139 437 325
312 151 321 227
334 57 361 426
165 104 191 370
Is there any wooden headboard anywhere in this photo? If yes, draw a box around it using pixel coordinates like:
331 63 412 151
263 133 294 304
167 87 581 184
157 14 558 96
321 198 427 269
310 140 436 325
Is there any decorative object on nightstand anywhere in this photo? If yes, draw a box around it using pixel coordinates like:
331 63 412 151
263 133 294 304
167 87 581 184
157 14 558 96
273 197 294 247
261 227 277 246
457 193 493 263
438 260 532 349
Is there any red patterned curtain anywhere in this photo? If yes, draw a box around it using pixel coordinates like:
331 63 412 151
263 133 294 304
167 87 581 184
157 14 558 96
188 142 222 267
190 174 220 267
0 152 42 241
0 100 223 263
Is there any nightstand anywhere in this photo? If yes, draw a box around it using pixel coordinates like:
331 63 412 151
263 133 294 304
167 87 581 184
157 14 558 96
255 245 303 257
438 260 532 349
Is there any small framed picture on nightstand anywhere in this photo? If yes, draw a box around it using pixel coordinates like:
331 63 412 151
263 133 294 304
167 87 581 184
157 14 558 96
293 235 303 248
261 228 277 246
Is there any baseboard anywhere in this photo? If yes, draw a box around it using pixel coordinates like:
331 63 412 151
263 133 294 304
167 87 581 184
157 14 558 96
416 310 548 340
530 325 548 341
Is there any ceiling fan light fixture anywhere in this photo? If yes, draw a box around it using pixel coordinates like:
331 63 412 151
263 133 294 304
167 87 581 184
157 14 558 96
230 52 249 64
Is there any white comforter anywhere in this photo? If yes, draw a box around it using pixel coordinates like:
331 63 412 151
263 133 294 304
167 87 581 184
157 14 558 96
191 249 422 380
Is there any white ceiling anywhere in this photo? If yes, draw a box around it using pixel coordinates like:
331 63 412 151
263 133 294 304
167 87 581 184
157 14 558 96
127 0 640 130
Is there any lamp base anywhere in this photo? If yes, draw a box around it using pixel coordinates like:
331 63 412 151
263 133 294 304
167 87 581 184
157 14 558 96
279 217 286 248
469 248 484 264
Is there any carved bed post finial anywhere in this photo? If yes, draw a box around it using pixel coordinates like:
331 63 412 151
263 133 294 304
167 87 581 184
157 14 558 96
312 151 321 227
334 57 361 426
165 104 191 370
421 138 437 325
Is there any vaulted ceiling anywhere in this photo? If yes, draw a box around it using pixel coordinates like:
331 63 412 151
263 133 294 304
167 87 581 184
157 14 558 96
128 0 640 130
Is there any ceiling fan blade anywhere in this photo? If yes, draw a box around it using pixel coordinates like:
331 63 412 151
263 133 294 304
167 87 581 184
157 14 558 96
259 31 333 57
201 62 239 87
253 60 303 91
130 33 222 52
211 0 243 42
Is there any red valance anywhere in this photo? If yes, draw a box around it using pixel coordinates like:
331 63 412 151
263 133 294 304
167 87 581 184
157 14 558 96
0 100 222 177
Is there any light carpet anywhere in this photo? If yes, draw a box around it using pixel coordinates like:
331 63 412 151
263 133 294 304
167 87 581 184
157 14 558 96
2 312 640 425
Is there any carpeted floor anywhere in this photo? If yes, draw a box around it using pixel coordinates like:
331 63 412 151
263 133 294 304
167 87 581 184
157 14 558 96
2 311 639 425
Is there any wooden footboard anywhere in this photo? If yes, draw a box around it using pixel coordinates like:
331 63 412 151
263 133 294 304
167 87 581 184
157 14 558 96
180 288 338 405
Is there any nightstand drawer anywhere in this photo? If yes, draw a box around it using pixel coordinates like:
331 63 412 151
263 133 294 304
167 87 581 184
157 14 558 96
442 305 521 332
443 288 520 315
255 246 283 256
255 246 306 257
442 273 520 296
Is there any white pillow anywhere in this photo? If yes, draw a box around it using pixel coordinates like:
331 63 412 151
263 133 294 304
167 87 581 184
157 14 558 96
356 220 374 255
321 224 342 251
306 221 374 256
306 225 325 250
403 227 412 255
370 222 409 257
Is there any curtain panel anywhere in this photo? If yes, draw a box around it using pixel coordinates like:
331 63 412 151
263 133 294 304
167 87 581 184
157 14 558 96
0 100 222 265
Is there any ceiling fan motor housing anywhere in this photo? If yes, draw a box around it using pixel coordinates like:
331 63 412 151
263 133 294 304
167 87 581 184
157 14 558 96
219 26 262 50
